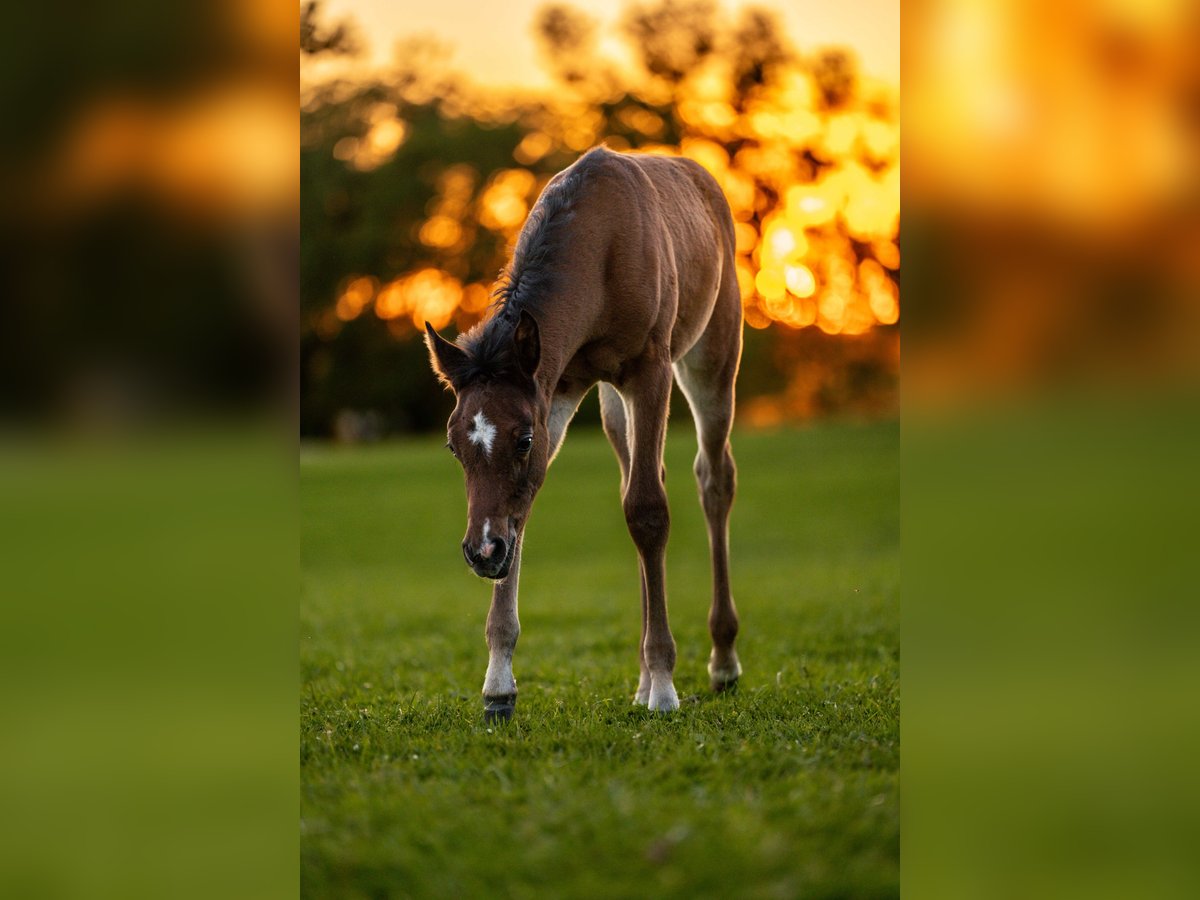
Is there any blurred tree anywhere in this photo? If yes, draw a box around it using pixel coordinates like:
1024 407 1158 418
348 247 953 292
301 1 359 57
812 48 858 109
621 0 717 86
3 1 293 424
728 8 792 99
535 5 598 88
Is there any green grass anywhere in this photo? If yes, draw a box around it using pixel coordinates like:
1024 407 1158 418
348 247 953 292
301 420 899 899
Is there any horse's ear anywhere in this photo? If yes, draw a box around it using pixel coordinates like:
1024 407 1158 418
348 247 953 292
513 310 541 378
424 322 471 390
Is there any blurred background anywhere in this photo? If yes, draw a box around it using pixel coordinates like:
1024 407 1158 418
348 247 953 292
904 2 1200 898
905 0 1199 405
0 4 297 899
0 1 296 429
299 0 900 438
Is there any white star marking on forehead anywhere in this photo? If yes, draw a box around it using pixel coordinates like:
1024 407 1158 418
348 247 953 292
468 410 497 457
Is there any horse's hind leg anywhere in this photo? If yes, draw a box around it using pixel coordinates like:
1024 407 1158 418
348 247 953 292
600 382 652 705
615 367 679 712
674 313 742 691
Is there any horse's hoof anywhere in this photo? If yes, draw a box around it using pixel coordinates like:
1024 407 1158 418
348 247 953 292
647 681 679 713
709 660 742 693
483 693 516 723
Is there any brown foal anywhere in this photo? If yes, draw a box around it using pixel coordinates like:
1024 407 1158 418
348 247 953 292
425 146 743 720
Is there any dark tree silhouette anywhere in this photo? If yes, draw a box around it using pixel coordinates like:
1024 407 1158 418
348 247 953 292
621 0 717 84
729 8 792 99
301 1 359 57
534 5 598 86
812 48 858 109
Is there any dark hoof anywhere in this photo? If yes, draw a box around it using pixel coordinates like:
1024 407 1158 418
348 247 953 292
483 693 517 723
711 677 739 693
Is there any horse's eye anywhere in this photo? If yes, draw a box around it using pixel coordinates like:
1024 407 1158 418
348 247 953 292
446 441 458 457
516 434 533 454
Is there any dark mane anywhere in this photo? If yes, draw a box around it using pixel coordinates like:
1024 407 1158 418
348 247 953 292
455 148 609 381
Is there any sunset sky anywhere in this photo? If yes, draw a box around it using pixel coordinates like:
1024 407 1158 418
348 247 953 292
315 0 900 87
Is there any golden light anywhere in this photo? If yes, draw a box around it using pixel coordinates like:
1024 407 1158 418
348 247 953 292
871 286 900 325
695 101 738 130
332 137 358 162
405 268 462 330
764 222 805 260
50 84 297 217
478 169 536 233
316 29 899 344
335 275 377 321
513 131 553 165
375 280 407 320
734 222 758 255
438 165 478 206
784 265 816 298
862 119 898 160
680 138 729 176
722 170 757 219
735 261 756 301
335 296 361 321
418 215 464 249
479 193 527 231
842 299 875 335
617 107 665 137
818 290 848 334
755 268 786 300
785 185 836 228
823 113 859 157
367 118 405 157
459 283 493 314
794 297 818 327
330 106 408 172
563 125 598 151
743 309 771 330
763 292 794 320
372 268 462 330
873 240 900 270
862 259 900 325
776 71 817 111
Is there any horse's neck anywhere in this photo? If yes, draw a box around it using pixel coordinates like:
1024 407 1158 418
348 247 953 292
535 350 573 404
529 298 594 402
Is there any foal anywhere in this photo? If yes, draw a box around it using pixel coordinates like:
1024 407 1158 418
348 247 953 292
425 146 742 719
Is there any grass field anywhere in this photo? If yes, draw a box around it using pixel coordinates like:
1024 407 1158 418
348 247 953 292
301 419 899 898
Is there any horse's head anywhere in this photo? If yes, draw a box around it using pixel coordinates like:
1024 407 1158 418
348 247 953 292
424 311 548 580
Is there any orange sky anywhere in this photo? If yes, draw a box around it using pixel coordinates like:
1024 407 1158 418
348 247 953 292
314 0 899 87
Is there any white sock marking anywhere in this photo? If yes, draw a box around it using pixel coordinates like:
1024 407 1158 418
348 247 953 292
483 653 516 697
648 675 680 712
468 410 496 457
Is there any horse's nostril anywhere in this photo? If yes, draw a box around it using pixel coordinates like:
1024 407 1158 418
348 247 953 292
464 537 505 573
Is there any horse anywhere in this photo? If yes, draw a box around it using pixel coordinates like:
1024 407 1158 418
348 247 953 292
424 145 742 720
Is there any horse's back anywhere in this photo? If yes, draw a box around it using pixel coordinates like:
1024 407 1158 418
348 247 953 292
580 148 737 360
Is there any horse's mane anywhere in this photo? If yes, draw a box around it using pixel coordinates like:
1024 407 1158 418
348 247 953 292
455 148 610 380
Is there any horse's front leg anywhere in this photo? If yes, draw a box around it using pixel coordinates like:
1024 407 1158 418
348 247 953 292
482 536 522 722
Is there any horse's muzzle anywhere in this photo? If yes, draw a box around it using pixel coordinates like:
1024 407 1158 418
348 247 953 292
463 535 514 581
